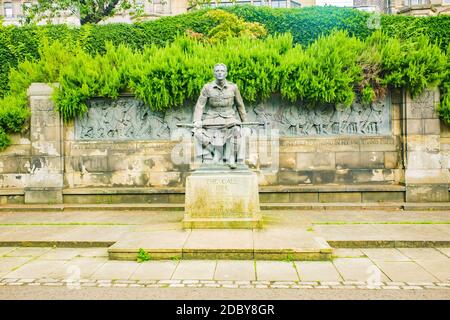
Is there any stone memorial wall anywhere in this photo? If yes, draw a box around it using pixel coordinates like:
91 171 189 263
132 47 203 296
0 84 448 204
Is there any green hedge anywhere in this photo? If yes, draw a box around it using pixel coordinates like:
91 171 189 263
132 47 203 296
381 14 450 50
2 30 444 123
0 5 449 150
225 5 450 50
3 5 450 98
223 5 373 46
0 9 216 98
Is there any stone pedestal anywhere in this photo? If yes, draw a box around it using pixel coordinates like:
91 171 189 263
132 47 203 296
404 88 449 202
183 166 262 229
24 83 63 204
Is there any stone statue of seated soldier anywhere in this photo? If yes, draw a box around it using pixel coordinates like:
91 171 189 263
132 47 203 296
192 63 248 169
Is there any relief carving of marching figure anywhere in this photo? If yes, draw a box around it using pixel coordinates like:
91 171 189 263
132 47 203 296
75 93 391 140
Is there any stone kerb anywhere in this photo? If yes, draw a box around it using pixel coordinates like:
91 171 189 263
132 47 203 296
24 83 63 204
404 88 449 202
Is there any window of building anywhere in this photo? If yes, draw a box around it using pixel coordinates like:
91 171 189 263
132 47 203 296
271 0 288 8
403 0 430 5
19 1 32 17
4 2 13 18
252 1 265 6
202 0 295 9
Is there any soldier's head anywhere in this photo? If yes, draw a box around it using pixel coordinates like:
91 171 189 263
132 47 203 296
213 63 227 81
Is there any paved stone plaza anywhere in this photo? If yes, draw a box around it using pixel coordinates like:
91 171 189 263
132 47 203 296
0 209 448 297
0 247 449 291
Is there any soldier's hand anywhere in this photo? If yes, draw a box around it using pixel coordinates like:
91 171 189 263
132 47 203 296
194 121 202 129
242 127 252 136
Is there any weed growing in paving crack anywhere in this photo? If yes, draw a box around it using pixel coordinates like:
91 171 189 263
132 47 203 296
283 254 295 263
137 248 151 263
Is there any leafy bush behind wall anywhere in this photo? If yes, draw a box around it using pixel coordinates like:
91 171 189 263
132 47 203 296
0 6 449 149
0 29 446 150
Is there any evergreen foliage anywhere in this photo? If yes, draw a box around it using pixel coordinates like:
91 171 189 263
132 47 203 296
0 6 449 149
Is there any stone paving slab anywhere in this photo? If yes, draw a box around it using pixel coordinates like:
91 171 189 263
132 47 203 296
314 225 389 241
374 262 439 282
295 261 342 282
0 226 130 243
0 248 16 257
39 248 83 260
56 257 108 279
5 247 51 258
109 230 191 251
361 249 412 262
371 225 450 241
130 261 178 280
332 249 366 258
90 261 140 280
214 260 256 281
3 260 67 279
256 261 299 281
0 257 32 276
172 261 216 280
333 258 390 282
398 248 448 261
436 247 450 258
77 248 109 258
184 230 253 250
413 260 450 282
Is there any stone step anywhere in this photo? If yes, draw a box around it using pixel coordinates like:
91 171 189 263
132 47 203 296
328 240 450 248
260 203 405 211
61 184 406 195
0 240 114 248
1 202 449 212
107 229 333 261
0 203 183 212
403 203 450 211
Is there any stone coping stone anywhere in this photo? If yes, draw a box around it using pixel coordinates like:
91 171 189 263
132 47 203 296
0 241 114 248
182 217 263 229
328 240 450 248
63 187 185 195
60 184 406 195
260 184 406 193
404 203 450 211
3 202 450 212
261 203 404 210
0 189 24 196
0 205 64 212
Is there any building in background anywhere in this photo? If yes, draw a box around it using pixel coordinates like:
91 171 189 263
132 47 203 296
353 0 450 15
0 0 188 26
201 0 313 9
0 0 316 25
2 0 449 26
